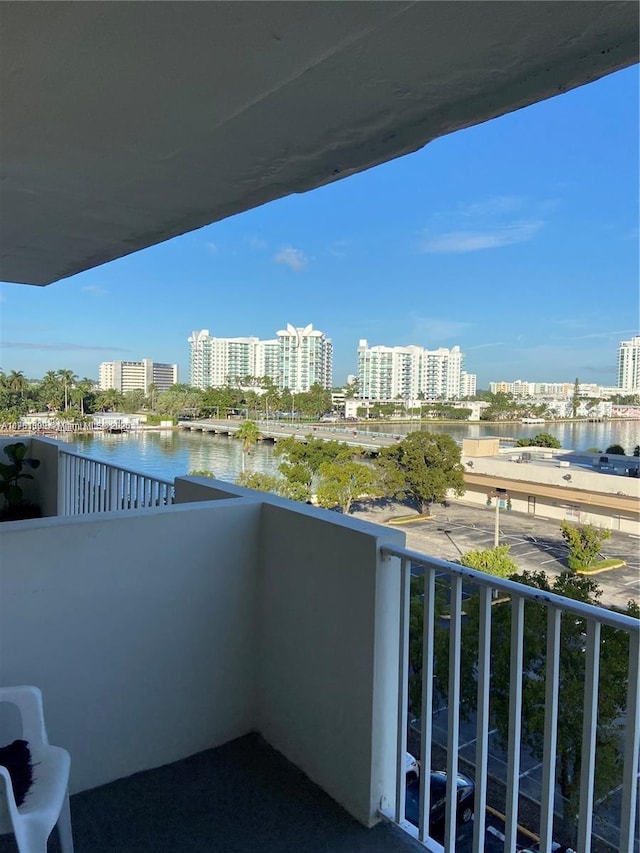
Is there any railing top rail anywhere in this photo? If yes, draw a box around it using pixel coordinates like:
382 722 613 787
381 543 640 633
59 448 174 488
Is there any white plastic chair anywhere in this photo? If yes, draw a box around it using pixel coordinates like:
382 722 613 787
0 686 73 852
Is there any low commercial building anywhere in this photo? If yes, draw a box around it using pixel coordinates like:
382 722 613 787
461 438 640 534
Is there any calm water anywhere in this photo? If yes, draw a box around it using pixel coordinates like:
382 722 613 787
59 420 640 483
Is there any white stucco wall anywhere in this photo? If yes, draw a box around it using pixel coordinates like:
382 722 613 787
0 436 60 517
0 483 407 828
0 500 261 793
257 501 405 826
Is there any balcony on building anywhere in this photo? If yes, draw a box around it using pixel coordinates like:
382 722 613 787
1 435 638 852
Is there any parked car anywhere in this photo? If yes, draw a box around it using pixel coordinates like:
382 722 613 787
405 770 475 831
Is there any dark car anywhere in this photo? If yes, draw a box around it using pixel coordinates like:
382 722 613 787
405 770 475 831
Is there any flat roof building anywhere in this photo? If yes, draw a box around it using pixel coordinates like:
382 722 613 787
99 360 178 394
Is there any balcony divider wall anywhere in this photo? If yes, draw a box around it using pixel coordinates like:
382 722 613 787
0 480 405 830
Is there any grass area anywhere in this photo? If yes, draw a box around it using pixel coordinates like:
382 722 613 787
387 513 434 525
576 559 626 574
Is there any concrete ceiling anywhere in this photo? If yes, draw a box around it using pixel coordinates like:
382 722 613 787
0 1 637 286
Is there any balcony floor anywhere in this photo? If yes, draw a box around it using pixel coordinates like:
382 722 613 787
0 733 421 853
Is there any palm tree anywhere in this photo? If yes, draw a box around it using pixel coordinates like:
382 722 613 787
73 378 94 415
8 369 27 399
96 388 124 412
39 370 63 412
147 383 158 412
236 420 261 473
57 369 77 411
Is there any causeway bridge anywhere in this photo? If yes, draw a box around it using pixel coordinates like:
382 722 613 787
177 419 403 452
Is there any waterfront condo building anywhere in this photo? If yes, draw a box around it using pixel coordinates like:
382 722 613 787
617 335 640 392
188 330 279 390
99 359 178 394
189 324 332 393
357 339 471 400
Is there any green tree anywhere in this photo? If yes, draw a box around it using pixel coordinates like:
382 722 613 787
7 370 27 400
237 471 281 492
415 570 637 844
57 369 77 411
514 432 561 448
478 392 522 421
72 377 95 415
459 545 519 578
188 469 216 478
155 384 203 418
147 383 158 413
95 388 124 412
275 435 352 489
122 388 146 414
37 370 63 412
605 443 625 455
633 445 640 457
560 521 612 570
236 420 261 472
377 431 465 514
316 460 381 514
295 383 332 420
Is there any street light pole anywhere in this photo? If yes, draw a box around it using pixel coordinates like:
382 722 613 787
493 487 508 548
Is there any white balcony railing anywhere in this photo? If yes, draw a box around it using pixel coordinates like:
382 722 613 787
58 449 175 515
380 545 640 853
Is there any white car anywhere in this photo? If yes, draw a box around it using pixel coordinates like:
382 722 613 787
405 752 419 783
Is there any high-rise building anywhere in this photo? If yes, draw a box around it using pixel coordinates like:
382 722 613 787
188 324 332 393
188 330 278 390
276 323 333 393
617 336 640 392
99 360 178 394
357 340 466 400
459 371 477 398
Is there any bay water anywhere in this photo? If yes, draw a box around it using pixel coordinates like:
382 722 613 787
58 420 640 484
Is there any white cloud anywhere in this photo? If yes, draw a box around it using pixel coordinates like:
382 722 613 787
408 315 474 343
81 285 107 296
466 341 505 350
205 241 218 254
458 196 523 218
274 247 308 272
419 221 543 254
249 237 268 250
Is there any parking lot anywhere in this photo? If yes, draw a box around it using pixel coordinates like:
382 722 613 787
356 500 640 611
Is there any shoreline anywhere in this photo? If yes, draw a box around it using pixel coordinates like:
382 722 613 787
1 414 638 438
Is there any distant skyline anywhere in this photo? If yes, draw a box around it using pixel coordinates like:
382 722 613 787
1 66 638 388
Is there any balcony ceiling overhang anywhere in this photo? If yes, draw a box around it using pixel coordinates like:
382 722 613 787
1 1 638 286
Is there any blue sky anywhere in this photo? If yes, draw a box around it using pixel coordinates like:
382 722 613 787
1 65 638 388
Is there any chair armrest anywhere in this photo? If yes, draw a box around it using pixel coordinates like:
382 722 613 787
0 686 48 746
0 764 21 829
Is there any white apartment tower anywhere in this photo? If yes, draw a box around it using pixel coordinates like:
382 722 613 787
617 336 640 392
357 340 467 400
188 330 277 390
99 360 178 394
277 323 333 393
189 324 332 393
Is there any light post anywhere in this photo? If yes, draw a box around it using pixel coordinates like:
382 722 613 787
489 487 509 548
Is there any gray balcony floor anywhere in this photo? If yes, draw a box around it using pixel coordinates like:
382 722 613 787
0 733 422 853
